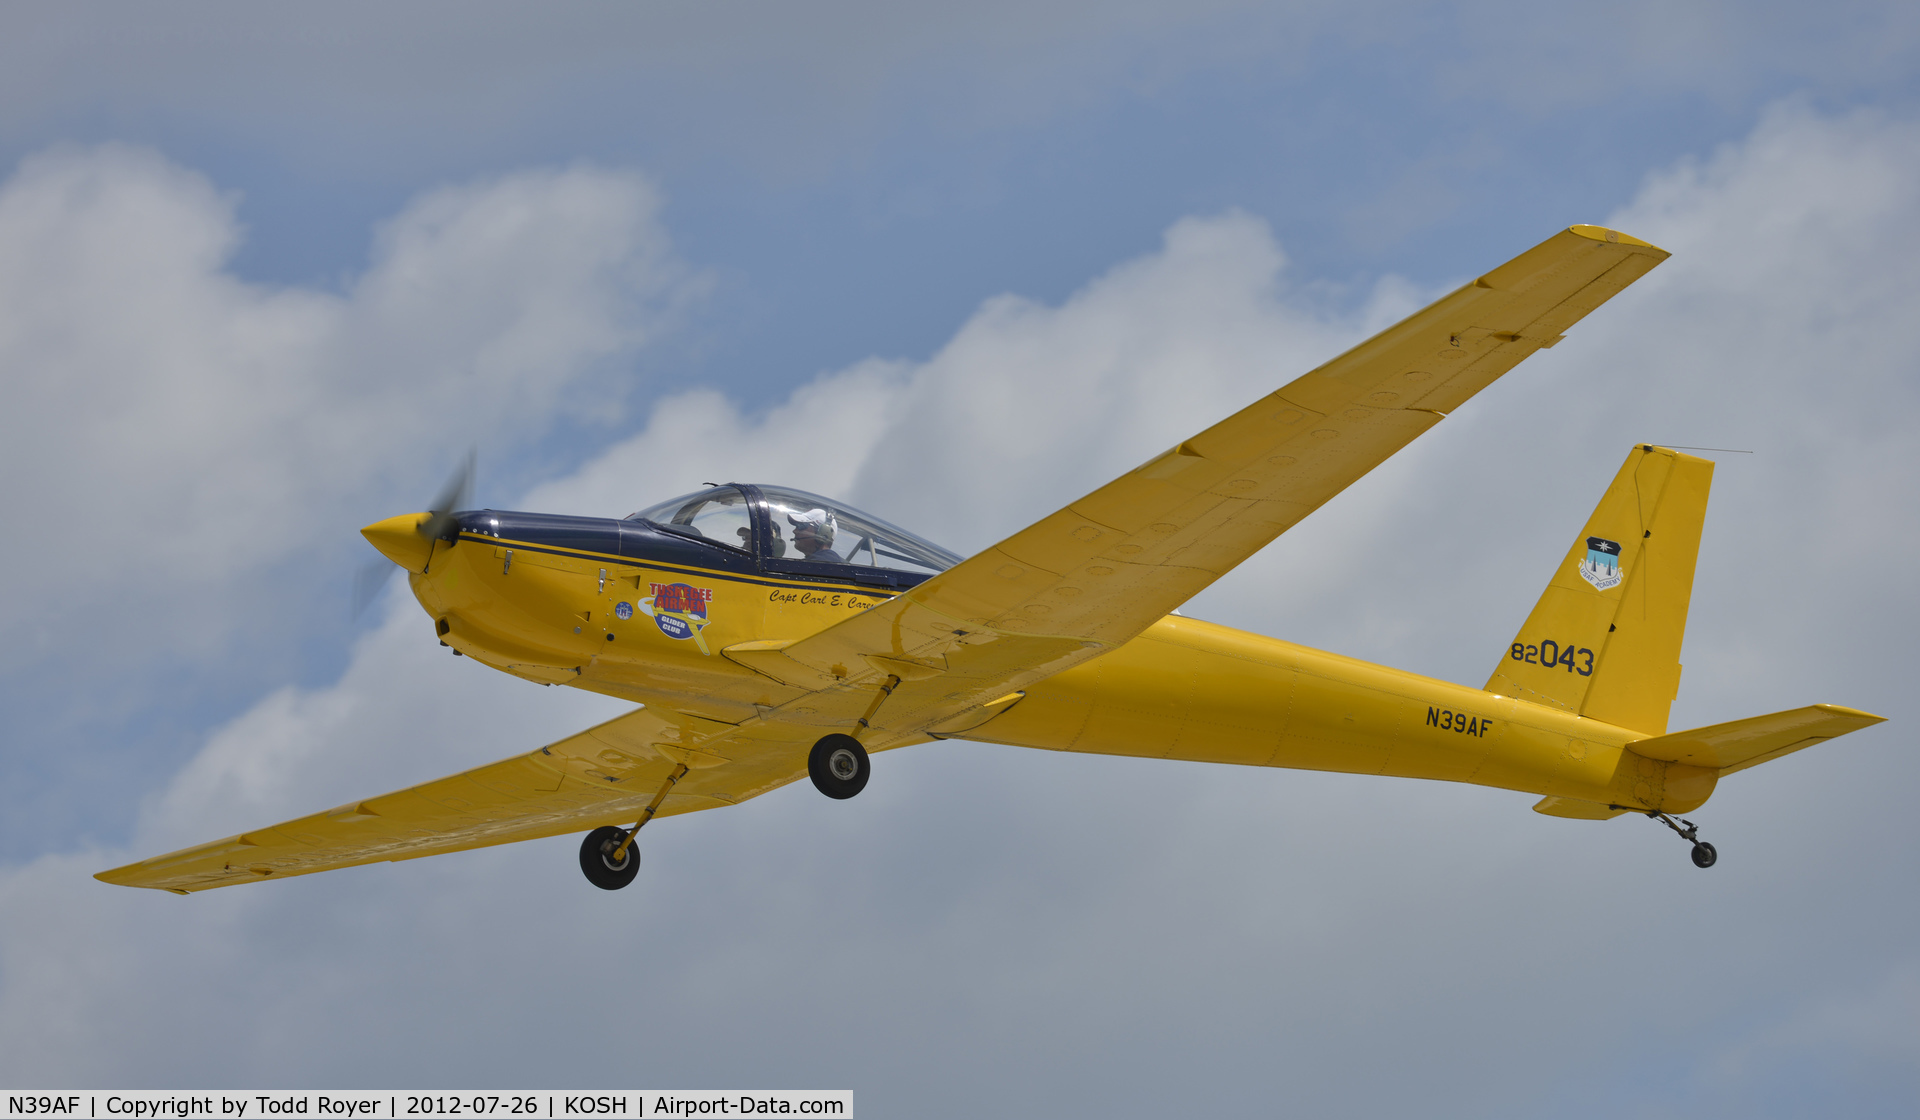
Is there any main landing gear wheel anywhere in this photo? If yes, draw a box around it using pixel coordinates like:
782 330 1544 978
809 734 870 800
1690 841 1718 869
579 826 641 890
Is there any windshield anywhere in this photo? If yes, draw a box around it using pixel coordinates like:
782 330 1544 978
757 486 962 577
627 486 755 553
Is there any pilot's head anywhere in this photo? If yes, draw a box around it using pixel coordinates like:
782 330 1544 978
787 508 836 558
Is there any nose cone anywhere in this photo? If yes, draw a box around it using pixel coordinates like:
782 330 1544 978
362 513 435 571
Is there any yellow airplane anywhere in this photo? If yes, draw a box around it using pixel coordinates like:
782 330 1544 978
99 225 1885 894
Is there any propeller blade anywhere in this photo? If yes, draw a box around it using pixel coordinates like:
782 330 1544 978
350 558 397 621
418 449 474 543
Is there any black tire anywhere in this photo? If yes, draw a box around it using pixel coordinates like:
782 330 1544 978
1690 841 1718 869
579 825 641 890
808 734 870 800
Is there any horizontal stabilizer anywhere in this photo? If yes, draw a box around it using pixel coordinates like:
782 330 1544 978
1629 704 1886 775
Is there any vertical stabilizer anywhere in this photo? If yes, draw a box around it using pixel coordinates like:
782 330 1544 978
1487 446 1714 735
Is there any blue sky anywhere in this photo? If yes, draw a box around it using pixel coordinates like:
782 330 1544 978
1 4 1918 1115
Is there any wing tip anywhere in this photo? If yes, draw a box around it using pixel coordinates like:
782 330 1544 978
96 859 202 893
1811 703 1888 725
1473 224 1670 292
93 868 173 893
1567 224 1668 255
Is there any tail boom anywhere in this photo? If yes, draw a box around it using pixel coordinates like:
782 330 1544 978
965 615 1724 815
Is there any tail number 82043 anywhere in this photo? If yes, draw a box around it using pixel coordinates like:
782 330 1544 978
1512 640 1594 676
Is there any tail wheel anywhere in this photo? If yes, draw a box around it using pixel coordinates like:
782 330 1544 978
579 825 641 890
1640 810 1719 869
808 734 870 800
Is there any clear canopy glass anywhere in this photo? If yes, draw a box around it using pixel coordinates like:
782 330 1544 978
757 485 962 576
628 485 963 576
627 486 755 554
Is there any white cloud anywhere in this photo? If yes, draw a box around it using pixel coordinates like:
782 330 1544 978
520 357 907 522
3 104 1919 1111
0 145 686 672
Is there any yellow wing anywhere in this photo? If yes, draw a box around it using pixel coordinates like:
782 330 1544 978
96 707 814 893
731 225 1671 742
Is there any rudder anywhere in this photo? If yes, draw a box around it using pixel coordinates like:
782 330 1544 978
1487 445 1714 735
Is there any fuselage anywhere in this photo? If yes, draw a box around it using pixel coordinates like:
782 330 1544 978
969 615 1714 813
402 501 1714 817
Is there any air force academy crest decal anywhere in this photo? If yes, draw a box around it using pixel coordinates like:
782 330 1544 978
1580 536 1624 591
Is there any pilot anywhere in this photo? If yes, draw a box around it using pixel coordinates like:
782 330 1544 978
741 523 790 557
787 508 844 563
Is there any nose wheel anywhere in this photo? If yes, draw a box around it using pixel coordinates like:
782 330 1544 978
579 825 641 890
809 734 870 799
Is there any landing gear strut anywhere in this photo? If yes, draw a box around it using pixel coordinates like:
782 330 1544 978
576 761 691 891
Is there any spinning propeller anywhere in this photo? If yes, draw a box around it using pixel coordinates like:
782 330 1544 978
351 451 474 620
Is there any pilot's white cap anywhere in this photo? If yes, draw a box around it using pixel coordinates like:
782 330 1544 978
787 507 834 530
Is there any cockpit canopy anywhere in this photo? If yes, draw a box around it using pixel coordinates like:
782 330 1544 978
628 484 963 579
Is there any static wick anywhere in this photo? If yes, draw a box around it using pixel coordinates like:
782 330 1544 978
1658 445 1754 454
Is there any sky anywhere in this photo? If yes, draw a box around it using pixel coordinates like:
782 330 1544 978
0 3 1917 1115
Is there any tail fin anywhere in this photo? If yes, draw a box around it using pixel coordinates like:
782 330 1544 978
1487 445 1715 735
